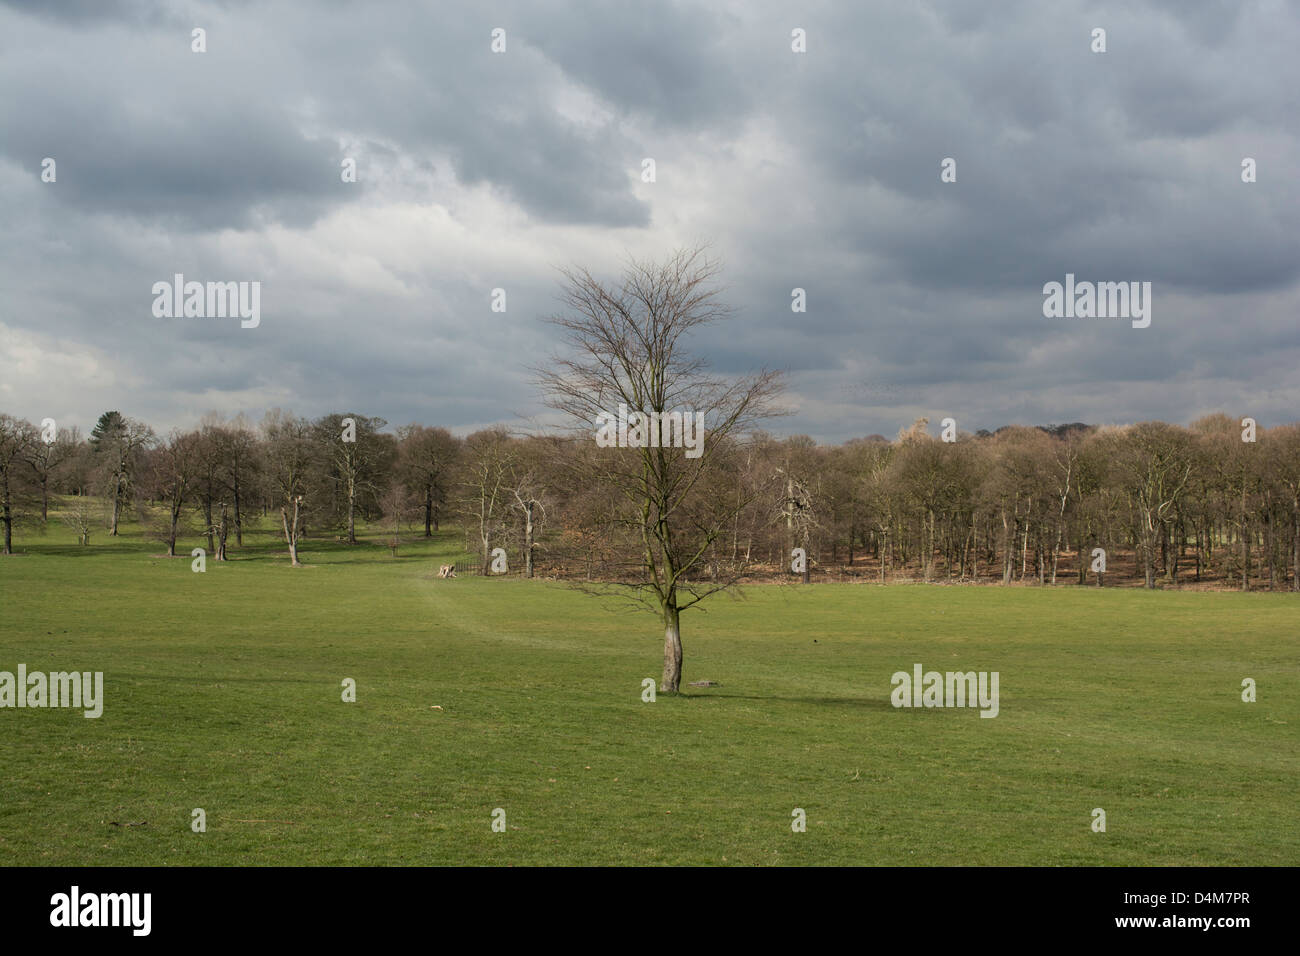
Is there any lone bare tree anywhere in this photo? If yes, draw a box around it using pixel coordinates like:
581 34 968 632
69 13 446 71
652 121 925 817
536 247 783 692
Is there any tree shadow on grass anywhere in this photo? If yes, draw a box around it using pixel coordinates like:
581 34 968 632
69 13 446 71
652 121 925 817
679 693 892 709
17 544 145 557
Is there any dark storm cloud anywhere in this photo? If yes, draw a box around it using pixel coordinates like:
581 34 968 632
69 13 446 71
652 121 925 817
0 0 175 26
0 0 1296 442
0 0 650 231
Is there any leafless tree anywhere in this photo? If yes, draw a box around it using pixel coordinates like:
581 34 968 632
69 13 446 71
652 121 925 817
24 424 78 522
397 425 460 536
263 410 316 567
145 429 202 557
315 413 395 545
91 413 154 536
459 427 516 574
535 246 784 692
0 414 38 554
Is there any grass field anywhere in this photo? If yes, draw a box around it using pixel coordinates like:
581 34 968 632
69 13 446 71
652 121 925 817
2 508 1297 866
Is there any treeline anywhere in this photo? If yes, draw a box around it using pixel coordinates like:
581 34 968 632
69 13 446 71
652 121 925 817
1 409 1298 590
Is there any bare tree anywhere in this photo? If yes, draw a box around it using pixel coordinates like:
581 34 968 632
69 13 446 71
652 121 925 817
219 415 260 547
510 455 550 579
397 425 460 536
535 247 784 692
0 415 38 554
61 497 96 547
379 482 417 557
1268 424 1300 591
263 411 317 567
315 413 395 545
24 424 78 522
1111 422 1194 589
90 412 154 536
459 427 516 574
145 430 202 557
772 436 818 583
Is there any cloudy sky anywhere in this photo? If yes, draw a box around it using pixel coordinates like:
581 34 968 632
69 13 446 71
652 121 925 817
2 0 1297 443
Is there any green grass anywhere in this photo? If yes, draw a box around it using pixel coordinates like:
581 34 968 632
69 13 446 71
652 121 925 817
1 505 1297 865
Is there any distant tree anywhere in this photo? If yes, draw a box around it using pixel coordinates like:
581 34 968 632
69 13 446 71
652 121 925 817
60 497 96 547
459 427 517 574
508 439 554 579
89 411 125 448
1265 424 1300 590
314 413 395 544
1111 422 1194 589
24 424 78 521
263 411 317 567
145 430 202 557
771 436 819 583
219 415 260 546
379 483 417 557
0 415 38 554
90 412 154 535
397 425 460 536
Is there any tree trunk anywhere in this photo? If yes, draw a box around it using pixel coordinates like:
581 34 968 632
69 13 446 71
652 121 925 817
215 502 228 561
925 509 936 582
1144 531 1156 589
1241 489 1249 591
425 486 434 537
233 480 243 546
2 483 11 554
204 495 215 553
168 503 180 557
110 473 123 535
1020 520 1029 580
1292 497 1300 592
282 500 302 567
1195 525 1202 582
524 500 535 578
1001 511 1013 585
661 603 683 693
1265 510 1276 590
347 475 357 545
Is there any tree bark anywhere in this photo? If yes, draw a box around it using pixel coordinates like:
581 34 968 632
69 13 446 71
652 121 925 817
203 495 215 553
282 499 302 567
2 482 11 555
233 480 243 546
347 473 357 545
1292 497 1300 592
110 472 123 535
215 502 228 561
661 603 683 693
